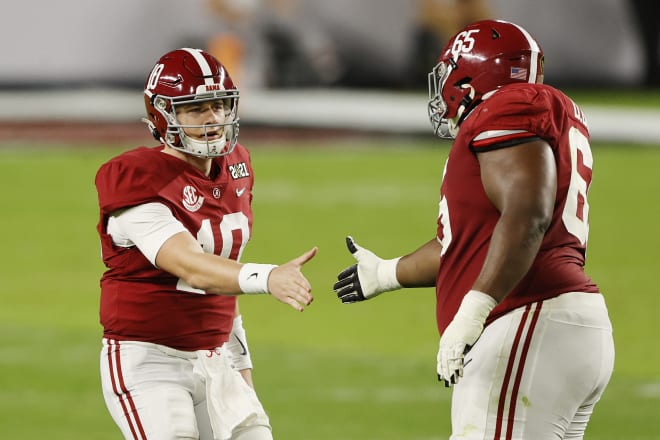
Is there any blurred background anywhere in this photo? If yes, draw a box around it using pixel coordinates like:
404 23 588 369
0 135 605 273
0 0 657 89
0 0 659 143
1 1 659 439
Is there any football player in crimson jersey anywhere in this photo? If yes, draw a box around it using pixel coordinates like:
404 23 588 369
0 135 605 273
334 20 614 439
95 48 317 440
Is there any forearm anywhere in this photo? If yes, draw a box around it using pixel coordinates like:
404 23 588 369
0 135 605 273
227 311 255 387
239 369 254 388
178 254 278 296
472 213 546 301
180 252 244 295
397 238 442 288
156 231 274 295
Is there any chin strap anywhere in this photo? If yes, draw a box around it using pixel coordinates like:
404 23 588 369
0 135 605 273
456 84 476 122
141 117 161 141
180 130 227 157
447 84 482 138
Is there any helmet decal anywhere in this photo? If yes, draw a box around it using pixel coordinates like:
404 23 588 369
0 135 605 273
146 64 165 91
450 29 479 60
182 47 226 93
510 23 541 83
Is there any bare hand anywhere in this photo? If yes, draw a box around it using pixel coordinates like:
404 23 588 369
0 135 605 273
268 247 318 311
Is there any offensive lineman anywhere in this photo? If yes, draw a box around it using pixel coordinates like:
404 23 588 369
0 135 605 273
95 48 316 440
333 20 614 439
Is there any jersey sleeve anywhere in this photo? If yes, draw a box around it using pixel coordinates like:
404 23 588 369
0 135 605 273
465 87 551 152
108 202 188 266
95 151 163 214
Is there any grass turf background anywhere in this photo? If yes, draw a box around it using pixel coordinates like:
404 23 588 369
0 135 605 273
0 138 658 439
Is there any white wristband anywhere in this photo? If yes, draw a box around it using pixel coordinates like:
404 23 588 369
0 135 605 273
226 315 253 370
378 257 402 291
238 263 277 294
457 290 498 322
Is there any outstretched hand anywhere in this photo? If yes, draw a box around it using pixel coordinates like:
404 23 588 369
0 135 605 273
268 247 318 311
333 236 401 303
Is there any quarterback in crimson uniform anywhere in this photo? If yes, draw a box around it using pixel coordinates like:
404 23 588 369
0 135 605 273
96 143 254 350
334 20 613 439
96 48 316 440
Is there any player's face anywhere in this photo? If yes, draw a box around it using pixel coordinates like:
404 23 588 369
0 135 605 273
175 98 231 141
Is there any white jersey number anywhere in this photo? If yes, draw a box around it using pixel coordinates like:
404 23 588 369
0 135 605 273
450 30 479 59
438 196 451 257
437 128 593 254
176 212 251 294
146 64 165 91
562 127 593 245
437 160 451 256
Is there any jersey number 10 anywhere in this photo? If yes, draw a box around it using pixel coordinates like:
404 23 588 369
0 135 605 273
177 212 250 294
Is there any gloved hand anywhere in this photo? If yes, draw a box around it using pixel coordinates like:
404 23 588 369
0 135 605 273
437 290 497 386
333 236 401 303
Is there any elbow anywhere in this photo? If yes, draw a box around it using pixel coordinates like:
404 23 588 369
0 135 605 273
181 271 212 292
182 271 236 296
526 209 552 244
502 205 552 247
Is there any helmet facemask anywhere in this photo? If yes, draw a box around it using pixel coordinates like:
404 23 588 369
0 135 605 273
427 59 465 139
152 90 240 158
428 61 449 138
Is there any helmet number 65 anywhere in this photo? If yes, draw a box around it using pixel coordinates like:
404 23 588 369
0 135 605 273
451 30 479 59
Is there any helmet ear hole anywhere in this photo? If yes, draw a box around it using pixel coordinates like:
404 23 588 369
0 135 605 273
455 77 471 87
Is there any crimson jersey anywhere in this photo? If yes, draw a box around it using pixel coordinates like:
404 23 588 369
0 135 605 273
436 83 599 334
95 144 255 350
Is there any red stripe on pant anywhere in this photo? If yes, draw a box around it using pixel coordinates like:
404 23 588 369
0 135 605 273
492 302 542 440
106 340 148 440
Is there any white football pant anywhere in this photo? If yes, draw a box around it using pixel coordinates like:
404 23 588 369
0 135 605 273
100 339 272 440
450 292 614 440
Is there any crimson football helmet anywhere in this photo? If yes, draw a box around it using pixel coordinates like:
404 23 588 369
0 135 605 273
143 48 240 157
428 19 544 138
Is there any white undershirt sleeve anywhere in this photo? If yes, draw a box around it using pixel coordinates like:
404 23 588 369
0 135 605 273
107 202 188 266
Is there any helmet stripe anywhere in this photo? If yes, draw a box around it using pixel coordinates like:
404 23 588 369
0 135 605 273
182 48 216 86
511 24 540 83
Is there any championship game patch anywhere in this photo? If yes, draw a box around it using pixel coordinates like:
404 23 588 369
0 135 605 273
228 162 250 179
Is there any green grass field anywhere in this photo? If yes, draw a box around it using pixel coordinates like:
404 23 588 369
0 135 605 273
1 137 659 439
